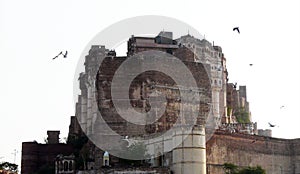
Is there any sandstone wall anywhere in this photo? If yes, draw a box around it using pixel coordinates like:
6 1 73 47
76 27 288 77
206 130 300 174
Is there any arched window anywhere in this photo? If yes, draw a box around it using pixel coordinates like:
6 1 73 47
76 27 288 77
60 161 63 171
64 161 68 171
69 161 73 171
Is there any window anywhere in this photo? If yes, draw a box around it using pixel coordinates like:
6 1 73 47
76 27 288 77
69 161 73 171
60 162 63 171
64 161 68 171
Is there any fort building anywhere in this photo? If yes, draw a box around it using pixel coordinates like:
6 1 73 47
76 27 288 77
21 31 300 174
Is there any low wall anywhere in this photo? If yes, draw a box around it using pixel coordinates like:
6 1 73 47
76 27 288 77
206 130 300 174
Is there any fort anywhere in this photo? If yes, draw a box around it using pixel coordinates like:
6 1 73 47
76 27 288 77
21 31 300 174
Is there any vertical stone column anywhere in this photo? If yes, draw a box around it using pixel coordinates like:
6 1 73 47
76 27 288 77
80 93 87 133
91 83 98 135
87 85 93 135
171 126 206 174
212 88 221 126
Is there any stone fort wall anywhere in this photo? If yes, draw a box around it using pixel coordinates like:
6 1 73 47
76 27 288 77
206 130 300 174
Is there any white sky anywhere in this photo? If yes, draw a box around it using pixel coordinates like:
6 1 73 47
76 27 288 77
1 0 299 170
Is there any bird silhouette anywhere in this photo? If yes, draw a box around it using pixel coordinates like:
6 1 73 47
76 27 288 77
52 51 68 60
233 27 240 34
249 64 253 66
268 122 276 127
122 136 136 148
63 51 68 58
280 105 285 109
233 82 237 89
52 51 63 60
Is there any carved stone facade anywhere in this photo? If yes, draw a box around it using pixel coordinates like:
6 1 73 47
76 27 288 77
55 154 75 174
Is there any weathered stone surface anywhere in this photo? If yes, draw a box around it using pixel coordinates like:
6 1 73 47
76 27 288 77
206 130 300 174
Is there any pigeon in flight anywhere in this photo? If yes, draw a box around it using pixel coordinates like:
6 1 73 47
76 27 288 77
52 51 68 60
52 51 63 60
122 136 136 148
233 27 240 34
63 51 68 58
268 122 276 127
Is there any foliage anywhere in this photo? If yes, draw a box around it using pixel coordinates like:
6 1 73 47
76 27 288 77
67 135 88 149
234 107 250 123
223 163 238 174
223 163 266 174
227 107 233 116
43 137 48 144
238 166 266 174
67 135 89 170
0 162 18 172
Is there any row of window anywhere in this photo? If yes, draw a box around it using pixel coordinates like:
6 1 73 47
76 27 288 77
185 44 222 58
211 79 222 85
211 66 222 71
57 161 73 172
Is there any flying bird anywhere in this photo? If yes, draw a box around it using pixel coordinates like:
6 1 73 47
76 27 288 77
249 64 253 66
233 27 240 34
63 51 68 58
52 51 63 60
268 122 276 127
52 50 68 60
122 136 136 148
280 105 285 109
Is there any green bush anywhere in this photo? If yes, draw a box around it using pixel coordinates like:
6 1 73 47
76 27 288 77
234 108 250 123
238 166 266 174
223 163 266 174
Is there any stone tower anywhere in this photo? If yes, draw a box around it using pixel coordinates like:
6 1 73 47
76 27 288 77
172 126 207 174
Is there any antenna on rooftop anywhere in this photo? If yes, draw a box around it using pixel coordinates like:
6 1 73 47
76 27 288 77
12 149 18 164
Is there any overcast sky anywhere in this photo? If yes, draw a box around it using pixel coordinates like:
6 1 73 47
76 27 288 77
1 0 299 170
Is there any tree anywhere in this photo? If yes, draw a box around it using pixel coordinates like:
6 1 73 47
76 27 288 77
234 107 250 123
223 163 238 174
0 162 18 173
223 163 266 174
238 166 266 174
67 135 89 170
